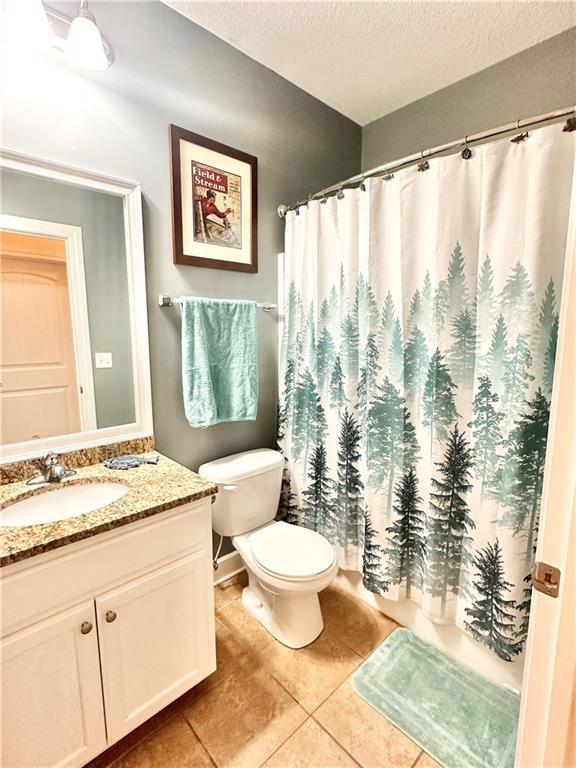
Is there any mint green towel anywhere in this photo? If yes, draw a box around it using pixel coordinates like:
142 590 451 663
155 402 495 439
180 297 258 428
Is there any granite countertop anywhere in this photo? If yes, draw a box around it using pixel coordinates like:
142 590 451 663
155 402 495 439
0 453 217 567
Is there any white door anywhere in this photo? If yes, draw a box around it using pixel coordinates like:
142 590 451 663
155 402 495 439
0 231 82 443
515 171 576 766
0 600 107 768
96 552 216 744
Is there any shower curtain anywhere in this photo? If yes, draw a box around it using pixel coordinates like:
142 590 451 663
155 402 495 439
278 124 575 662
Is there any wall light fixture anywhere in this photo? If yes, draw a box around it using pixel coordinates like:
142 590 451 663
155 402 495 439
1 0 113 71
64 1 111 71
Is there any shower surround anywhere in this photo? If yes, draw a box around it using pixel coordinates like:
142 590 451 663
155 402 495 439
278 124 575 686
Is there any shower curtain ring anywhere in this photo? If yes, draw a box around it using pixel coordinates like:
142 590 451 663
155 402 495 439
417 150 430 172
320 188 328 204
511 118 529 143
563 106 576 133
337 183 345 200
360 176 367 192
461 136 472 160
383 167 394 181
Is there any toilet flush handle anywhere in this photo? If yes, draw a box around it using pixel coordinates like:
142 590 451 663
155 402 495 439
221 484 238 493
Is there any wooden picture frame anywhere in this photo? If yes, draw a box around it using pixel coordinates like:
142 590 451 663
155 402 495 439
170 125 258 273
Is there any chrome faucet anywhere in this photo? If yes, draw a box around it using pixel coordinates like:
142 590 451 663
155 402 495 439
27 452 76 486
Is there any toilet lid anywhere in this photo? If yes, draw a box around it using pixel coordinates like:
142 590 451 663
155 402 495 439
250 521 335 578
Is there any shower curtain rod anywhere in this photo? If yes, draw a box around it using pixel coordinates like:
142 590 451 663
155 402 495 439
277 105 575 218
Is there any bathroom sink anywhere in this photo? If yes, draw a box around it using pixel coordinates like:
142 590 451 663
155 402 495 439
1 482 129 527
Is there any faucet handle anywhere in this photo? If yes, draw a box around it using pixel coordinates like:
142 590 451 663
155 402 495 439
34 452 61 478
27 451 70 485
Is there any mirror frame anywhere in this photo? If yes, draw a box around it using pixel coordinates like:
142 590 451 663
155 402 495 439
0 149 153 462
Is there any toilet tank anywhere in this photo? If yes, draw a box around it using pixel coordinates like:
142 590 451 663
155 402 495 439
199 449 284 537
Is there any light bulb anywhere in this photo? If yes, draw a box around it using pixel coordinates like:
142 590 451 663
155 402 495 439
64 3 109 71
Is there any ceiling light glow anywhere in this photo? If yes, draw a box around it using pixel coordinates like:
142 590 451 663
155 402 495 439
2 0 52 51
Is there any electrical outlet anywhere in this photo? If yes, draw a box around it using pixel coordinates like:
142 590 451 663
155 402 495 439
95 352 113 369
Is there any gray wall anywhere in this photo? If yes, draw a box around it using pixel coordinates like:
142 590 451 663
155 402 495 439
1 1 360 552
7 1 568 558
362 28 576 169
1 170 135 428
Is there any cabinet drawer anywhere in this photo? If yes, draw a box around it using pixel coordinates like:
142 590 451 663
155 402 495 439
1 500 211 636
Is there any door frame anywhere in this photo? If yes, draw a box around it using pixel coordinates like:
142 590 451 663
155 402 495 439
514 169 576 766
1 213 98 432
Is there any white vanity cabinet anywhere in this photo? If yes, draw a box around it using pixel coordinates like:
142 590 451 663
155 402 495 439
96 550 214 743
1 600 107 768
0 498 216 768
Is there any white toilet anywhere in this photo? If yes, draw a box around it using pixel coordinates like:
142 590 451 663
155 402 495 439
199 448 338 648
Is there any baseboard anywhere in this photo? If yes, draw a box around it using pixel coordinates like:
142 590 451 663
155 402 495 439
213 550 244 585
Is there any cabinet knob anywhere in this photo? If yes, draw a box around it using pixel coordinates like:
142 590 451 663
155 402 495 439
80 621 93 634
105 610 117 623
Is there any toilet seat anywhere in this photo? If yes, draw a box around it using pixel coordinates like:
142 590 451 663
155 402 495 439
249 521 336 580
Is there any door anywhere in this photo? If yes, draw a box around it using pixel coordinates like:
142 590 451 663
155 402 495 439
515 170 576 766
0 600 107 768
96 551 216 743
0 230 81 443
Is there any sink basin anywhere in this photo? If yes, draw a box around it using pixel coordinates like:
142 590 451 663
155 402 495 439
1 482 129 527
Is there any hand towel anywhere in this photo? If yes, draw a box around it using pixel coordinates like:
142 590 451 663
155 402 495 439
180 297 258 428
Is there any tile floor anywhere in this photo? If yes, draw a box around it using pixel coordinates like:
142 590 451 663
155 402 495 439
87 574 442 768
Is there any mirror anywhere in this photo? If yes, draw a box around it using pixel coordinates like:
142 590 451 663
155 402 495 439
0 151 152 461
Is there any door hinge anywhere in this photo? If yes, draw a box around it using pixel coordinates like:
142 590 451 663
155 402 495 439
531 561 561 598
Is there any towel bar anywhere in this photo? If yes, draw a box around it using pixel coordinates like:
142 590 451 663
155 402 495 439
158 294 276 312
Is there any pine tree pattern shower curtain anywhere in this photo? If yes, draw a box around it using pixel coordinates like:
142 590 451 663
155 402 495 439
277 125 575 662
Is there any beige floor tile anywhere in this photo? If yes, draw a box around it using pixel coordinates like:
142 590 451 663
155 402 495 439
214 571 248 611
85 710 180 768
183 668 307 768
414 753 442 768
194 617 257 694
217 595 276 654
262 718 359 768
260 629 363 713
111 716 214 768
319 585 398 657
314 682 421 768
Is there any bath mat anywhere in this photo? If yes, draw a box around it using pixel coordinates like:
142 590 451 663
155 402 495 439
351 628 519 768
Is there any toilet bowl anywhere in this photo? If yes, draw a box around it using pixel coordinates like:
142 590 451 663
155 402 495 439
234 521 338 648
199 449 337 648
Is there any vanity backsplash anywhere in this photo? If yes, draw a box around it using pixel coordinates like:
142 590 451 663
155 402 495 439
0 437 156 485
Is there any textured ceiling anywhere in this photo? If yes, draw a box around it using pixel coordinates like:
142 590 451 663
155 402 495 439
164 1 575 125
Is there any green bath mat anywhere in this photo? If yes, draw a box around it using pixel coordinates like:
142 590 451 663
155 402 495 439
351 629 519 768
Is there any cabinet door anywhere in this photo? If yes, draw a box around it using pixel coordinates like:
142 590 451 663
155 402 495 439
96 551 216 743
1 600 106 768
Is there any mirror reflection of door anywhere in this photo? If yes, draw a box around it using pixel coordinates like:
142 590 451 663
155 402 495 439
1 231 82 443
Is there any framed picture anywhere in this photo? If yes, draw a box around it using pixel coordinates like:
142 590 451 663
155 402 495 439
170 124 258 272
